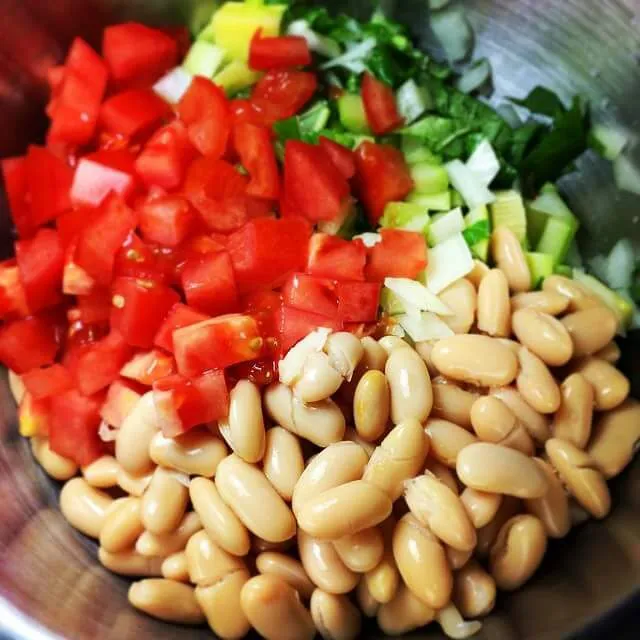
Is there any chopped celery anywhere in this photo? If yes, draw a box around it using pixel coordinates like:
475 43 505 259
407 191 452 211
466 139 500 187
427 207 465 246
604 239 635 291
490 190 527 243
526 252 554 288
410 163 450 195
450 189 464 208
526 183 578 247
183 41 225 78
589 124 629 161
445 159 495 209
299 101 331 134
381 202 427 226
535 216 577 265
401 137 442 166
337 94 371 134
424 233 474 294
214 60 262 95
396 80 433 124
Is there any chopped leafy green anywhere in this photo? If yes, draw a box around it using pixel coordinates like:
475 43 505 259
510 86 566 118
462 219 490 246
273 117 302 143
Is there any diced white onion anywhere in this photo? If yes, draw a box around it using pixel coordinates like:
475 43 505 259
384 277 454 316
424 233 474 294
445 159 496 209
396 79 431 125
153 67 193 104
428 207 465 245
466 139 500 187
398 311 455 341
279 328 332 385
287 20 342 58
353 232 382 248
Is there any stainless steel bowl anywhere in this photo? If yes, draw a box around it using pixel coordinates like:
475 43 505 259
0 1 639 638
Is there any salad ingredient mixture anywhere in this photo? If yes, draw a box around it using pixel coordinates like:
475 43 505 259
1 1 639 639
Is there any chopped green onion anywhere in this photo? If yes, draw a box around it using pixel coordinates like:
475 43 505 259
401 137 442 166
396 80 433 125
424 233 474 294
445 159 496 209
299 101 331 133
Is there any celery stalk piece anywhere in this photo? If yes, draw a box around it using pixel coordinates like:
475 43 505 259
490 190 527 243
456 58 492 94
466 139 500 186
407 191 452 212
337 94 371 134
214 60 262 95
153 67 193 104
183 41 226 78
526 182 579 247
411 163 450 195
535 216 577 265
402 136 442 166
525 252 554 289
427 208 465 246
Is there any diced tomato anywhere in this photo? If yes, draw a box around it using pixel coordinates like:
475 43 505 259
0 260 30 319
102 22 178 88
154 303 210 353
319 137 356 180
182 252 239 316
177 77 230 157
138 194 196 247
173 314 262 377
160 26 191 59
85 149 138 175
120 349 176 386
251 70 317 125
249 32 312 70
355 141 414 225
63 240 96 296
18 392 51 438
227 217 311 294
56 206 95 248
307 234 366 281
284 140 351 223
100 89 171 139
233 123 280 199
49 388 104 465
282 273 339 319
47 65 66 98
336 281 381 323
75 195 138 285
47 38 109 147
77 288 112 324
100 379 141 428
277 305 341 353
21 364 74 400
241 289 282 353
230 99 265 127
114 233 171 284
15 228 65 313
111 277 180 348
0 316 59 374
70 158 136 207
25 146 74 227
153 370 228 436
366 228 428 281
361 73 404 135
2 156 33 237
135 121 197 190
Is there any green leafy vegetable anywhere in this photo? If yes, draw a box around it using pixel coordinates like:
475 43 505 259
510 86 566 118
462 219 490 246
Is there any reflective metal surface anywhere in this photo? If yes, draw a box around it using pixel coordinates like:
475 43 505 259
0 1 639 638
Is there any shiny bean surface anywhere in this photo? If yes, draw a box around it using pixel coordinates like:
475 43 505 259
476 497 522 557
511 290 570 315
141 467 189 535
491 226 531 293
439 278 477 334
310 589 362 640
128 579 205 625
82 455 120 488
185 530 247 587
360 336 389 372
467 259 491 289
136 511 202 557
161 552 189 582
595 341 621 363
543 275 601 311
294 351 344 403
98 549 164 577
425 460 460 495
511 309 573 366
31 437 78 481
333 527 384 573
470 396 534 454
552 373 594 448
100 496 144 554
454 560 497 619
256 552 315 600
490 388 550 447
516 347 561 415
116 392 159 476
325 332 365 380
460 488 504 529
356 578 380 618
385 347 433 425
364 518 400 605
377 584 435 636
431 377 476 429
572 357 630 411
425 419 477 468
262 427 304 502
525 458 570 539
415 341 440 377
436 602 483 639
60 478 113 539
378 335 411 356
477 269 511 337
354 370 390 442
562 307 618 357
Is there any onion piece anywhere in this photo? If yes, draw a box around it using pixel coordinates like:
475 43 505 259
385 277 454 316
152 67 193 104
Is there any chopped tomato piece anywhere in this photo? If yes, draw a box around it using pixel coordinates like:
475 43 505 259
227 217 311 294
70 158 136 207
49 389 104 466
100 89 171 139
15 228 65 313
120 349 176 386
111 277 180 348
2 156 33 237
284 140 351 222
319 137 356 180
56 206 95 248
0 260 30 319
233 123 280 200
102 22 178 88
154 303 210 353
18 392 51 437
21 364 74 399
85 149 138 175
182 252 239 317
252 70 317 125
277 305 341 352
355 141 414 225
177 77 231 157
366 228 428 281
138 194 196 247
77 288 112 324
282 273 339 319
114 233 171 285
249 33 312 70
100 379 141 428
173 314 262 377
0 316 59 373
361 73 404 135
307 234 366 281
230 99 265 127
336 281 381 323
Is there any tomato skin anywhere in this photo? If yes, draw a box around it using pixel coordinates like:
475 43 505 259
18 392 52 438
277 305 342 353
336 281 381 323
70 158 136 207
281 273 339 319
0 316 59 374
100 89 171 139
318 137 356 180
114 233 173 285
182 251 239 317
361 73 404 135
138 194 196 247
365 228 428 281
355 141 414 225
233 123 280 200
251 70 317 125
100 379 141 428
154 303 210 353
21 364 74 399
120 349 176 386
57 206 95 249
249 33 312 70
307 234 367 282
0 260 30 320
230 99 266 127
77 288 112 324
2 156 33 238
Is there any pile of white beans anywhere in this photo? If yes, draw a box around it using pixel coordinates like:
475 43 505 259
11 227 640 640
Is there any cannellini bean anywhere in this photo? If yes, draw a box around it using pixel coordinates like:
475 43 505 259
136 511 202 557
377 584 435 636
296 480 392 540
82 455 119 488
141 467 189 535
477 269 511 337
189 476 251 556
525 458 570 539
293 441 368 516
332 527 385 573
511 290 570 316
511 309 573 366
116 392 159 476
250 536 295 555
552 373 594 449
405 474 476 552
491 226 531 293
392 514 452 609
325 332 364 380
454 560 497 619
431 335 518 387
99 497 144 554
149 428 227 477
99 548 163 577
562 307 618 357
467 260 491 289
298 530 359 595
460 488 503 529
8 370 25 404
344 428 376 457
542 275 601 311
385 347 433 424
60 477 113 539
490 387 550 447
425 419 477 468
241 575 315 640
128 579 205 625
353 370 390 442
378 335 411 356
545 438 611 519
436 602 483 639
425 460 460 495
185 530 247 587
476 497 522 557
489 514 547 590
363 419 428 500
439 278 477 334
360 336 389 372
117 467 153 497
457 442 548 499
356 578 380 618
446 546 473 570
364 518 400 605
161 552 189 582
256 552 315 600
415 340 440 377
310 589 362 640
431 377 477 429
293 351 344 403
516 347 561 415
263 427 304 502
594 341 621 363
31 437 78 481
572 357 630 411
588 400 640 478
215 454 296 543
